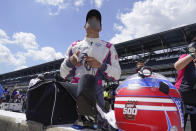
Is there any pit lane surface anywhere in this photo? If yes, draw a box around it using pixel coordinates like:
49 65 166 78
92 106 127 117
0 110 93 131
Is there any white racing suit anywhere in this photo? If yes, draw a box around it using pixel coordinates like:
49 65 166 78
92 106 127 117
60 37 121 125
60 37 121 83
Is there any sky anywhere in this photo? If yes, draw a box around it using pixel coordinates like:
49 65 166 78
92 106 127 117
0 0 196 74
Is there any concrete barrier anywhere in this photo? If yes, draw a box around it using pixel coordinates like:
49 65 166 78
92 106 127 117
0 103 23 112
0 110 92 131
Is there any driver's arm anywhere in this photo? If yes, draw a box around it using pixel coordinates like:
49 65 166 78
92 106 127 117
60 44 75 80
98 45 121 81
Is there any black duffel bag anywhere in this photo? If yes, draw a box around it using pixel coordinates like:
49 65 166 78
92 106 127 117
26 80 78 125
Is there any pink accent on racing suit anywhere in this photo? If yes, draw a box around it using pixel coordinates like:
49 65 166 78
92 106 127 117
60 37 121 85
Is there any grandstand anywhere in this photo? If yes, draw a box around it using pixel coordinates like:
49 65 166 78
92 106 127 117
1 23 196 89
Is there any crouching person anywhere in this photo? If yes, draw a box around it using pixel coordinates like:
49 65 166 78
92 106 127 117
60 9 121 130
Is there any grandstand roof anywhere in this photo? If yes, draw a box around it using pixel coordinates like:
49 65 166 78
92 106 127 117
115 23 196 57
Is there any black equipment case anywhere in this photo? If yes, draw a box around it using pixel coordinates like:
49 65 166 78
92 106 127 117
26 80 78 125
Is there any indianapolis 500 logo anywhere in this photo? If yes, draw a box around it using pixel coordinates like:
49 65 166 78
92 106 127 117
123 101 138 120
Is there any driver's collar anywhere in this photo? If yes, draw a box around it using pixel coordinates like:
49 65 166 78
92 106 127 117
84 37 100 44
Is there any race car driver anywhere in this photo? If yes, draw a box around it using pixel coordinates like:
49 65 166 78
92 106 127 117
60 9 121 128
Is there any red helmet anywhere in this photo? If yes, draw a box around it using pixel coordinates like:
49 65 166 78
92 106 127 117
114 72 183 131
